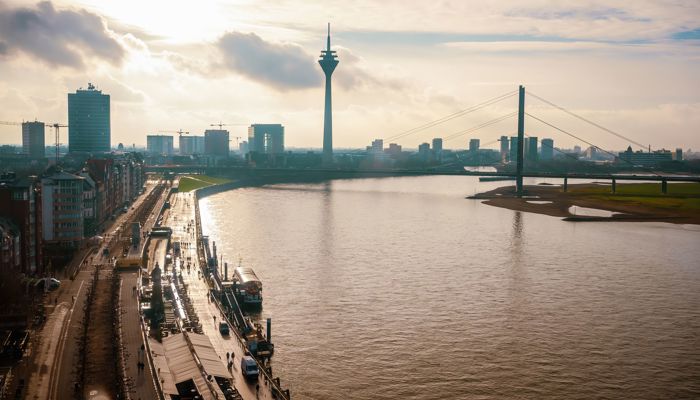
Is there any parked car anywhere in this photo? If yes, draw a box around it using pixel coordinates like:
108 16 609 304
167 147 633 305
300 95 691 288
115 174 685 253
219 322 230 336
34 278 60 291
240 356 259 379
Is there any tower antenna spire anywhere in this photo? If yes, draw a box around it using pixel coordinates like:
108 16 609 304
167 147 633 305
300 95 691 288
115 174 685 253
327 22 331 51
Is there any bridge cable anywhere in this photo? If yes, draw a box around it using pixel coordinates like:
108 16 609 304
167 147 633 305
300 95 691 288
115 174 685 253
444 112 517 142
527 91 647 150
526 112 663 177
384 90 517 142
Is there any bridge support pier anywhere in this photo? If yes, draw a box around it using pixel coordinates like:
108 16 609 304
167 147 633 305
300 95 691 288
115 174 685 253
563 177 568 192
662 179 668 194
612 178 616 194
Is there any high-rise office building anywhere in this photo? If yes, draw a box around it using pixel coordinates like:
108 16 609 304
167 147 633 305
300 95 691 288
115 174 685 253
541 138 554 160
239 140 249 155
418 142 431 162
22 121 45 159
319 23 339 166
147 135 174 155
509 137 519 163
499 135 509 162
68 83 110 153
204 130 230 157
179 135 205 155
526 137 538 162
432 138 443 161
248 124 284 155
469 139 480 153
370 139 384 153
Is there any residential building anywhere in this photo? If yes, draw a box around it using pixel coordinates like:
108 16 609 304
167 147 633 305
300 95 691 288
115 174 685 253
22 121 45 159
0 173 42 274
147 135 174 155
42 171 85 247
0 219 21 272
386 143 402 157
675 148 683 161
68 83 110 153
204 129 230 157
248 124 284 155
78 171 97 235
540 138 554 160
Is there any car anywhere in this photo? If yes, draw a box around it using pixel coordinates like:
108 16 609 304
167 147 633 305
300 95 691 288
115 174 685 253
35 278 61 291
240 356 259 379
219 322 230 336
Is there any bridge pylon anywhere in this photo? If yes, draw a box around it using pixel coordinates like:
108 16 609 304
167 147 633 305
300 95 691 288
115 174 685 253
516 85 525 195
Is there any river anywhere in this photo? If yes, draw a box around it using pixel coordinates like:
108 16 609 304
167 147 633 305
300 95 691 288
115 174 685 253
199 176 700 399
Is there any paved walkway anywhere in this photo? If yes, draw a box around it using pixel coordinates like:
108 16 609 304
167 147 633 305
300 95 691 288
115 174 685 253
120 271 157 400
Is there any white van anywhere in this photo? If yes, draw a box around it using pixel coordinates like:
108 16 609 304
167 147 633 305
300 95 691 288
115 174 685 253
240 356 259 379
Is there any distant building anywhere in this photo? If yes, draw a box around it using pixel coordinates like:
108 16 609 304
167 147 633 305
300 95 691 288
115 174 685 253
179 135 205 155
0 172 42 274
675 148 683 161
469 139 480 153
526 137 538 162
239 140 249 155
617 146 672 166
573 145 582 154
540 138 554 160
509 137 519 163
499 136 509 162
248 124 284 155
387 143 402 157
370 139 384 154
418 142 431 162
0 218 20 272
584 146 597 160
41 171 85 247
432 138 443 161
22 121 45 159
147 135 174 155
68 83 110 153
204 130 230 157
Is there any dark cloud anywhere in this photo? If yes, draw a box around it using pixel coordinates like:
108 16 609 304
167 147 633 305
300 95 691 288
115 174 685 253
0 1 124 67
217 31 322 90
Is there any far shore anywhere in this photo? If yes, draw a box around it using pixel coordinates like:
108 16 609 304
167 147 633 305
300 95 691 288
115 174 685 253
469 182 700 225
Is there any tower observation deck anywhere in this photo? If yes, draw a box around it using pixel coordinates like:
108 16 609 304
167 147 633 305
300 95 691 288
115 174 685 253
319 23 338 166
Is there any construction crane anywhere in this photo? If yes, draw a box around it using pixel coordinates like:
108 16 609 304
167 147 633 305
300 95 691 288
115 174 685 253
210 122 247 130
229 136 243 147
159 129 189 137
47 123 68 164
2 120 65 164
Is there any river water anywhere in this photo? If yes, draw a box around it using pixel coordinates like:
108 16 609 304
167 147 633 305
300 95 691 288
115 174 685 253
199 176 700 399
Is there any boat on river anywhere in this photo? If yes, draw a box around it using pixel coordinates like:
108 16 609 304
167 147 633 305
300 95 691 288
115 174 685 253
234 266 263 308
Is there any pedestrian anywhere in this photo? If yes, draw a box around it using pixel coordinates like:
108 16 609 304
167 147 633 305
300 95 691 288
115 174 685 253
54 297 57 305
226 351 230 360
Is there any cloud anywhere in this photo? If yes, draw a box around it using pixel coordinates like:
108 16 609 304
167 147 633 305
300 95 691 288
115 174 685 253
217 31 322 90
0 1 124 67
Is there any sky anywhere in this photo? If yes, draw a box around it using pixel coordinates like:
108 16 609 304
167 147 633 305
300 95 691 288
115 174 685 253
0 0 699 151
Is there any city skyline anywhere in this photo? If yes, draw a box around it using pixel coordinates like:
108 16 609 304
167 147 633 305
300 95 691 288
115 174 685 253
0 1 699 151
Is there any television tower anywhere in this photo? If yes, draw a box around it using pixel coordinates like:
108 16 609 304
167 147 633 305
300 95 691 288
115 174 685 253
319 23 338 166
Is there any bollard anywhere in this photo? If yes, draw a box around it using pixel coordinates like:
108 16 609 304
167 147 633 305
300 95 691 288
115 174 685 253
612 178 616 194
267 317 271 342
661 179 668 194
563 177 568 192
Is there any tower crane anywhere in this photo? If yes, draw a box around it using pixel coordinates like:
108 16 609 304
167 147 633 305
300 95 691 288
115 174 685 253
47 123 68 164
159 129 189 137
210 122 247 130
1 120 65 164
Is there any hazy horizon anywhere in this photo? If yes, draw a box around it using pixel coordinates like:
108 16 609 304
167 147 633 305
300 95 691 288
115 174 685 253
1 0 699 151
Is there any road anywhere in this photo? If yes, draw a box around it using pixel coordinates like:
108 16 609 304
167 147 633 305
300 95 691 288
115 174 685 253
164 190 278 400
22 180 160 400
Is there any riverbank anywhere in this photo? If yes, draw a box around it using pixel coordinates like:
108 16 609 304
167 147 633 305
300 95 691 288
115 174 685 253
470 182 700 225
